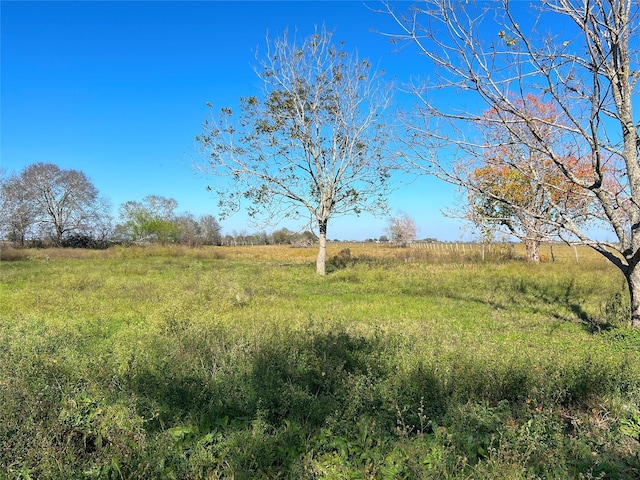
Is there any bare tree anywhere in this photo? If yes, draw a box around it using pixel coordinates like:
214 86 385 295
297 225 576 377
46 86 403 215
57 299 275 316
7 163 109 246
198 214 222 246
0 170 38 246
381 0 640 325
174 213 202 247
386 212 418 247
196 27 394 275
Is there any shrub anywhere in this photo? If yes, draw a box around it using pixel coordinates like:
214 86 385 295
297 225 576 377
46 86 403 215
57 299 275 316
61 234 109 249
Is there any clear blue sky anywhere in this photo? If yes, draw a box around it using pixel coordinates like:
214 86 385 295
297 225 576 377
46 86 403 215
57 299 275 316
2 0 468 241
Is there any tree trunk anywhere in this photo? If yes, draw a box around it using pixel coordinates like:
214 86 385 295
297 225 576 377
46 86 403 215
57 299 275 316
524 239 540 262
626 264 640 327
316 220 327 276
55 228 64 247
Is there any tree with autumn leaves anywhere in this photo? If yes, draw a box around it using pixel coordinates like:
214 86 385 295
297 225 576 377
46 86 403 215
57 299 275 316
464 94 593 262
383 0 640 325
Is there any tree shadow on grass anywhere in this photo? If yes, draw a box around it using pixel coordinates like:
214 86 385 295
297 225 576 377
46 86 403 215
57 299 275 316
124 327 452 476
513 277 615 333
418 273 611 334
325 248 390 274
123 325 640 478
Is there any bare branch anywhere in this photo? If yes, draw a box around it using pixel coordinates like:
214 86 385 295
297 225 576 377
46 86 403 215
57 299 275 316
196 27 395 274
381 0 640 323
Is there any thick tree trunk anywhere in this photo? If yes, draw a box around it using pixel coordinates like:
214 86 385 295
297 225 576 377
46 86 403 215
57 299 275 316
524 239 540 263
55 225 64 247
626 264 640 327
316 220 327 276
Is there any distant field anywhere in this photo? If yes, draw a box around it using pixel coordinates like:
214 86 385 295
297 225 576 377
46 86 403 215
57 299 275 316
1 243 638 478
0 240 612 263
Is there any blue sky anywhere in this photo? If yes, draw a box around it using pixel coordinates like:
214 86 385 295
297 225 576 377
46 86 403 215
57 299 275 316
2 0 472 241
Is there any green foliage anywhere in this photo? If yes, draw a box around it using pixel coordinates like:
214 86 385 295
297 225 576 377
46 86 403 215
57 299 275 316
1 247 640 478
116 196 221 246
117 195 180 245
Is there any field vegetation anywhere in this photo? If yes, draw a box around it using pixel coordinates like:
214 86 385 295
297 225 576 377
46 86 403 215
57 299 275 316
1 243 639 478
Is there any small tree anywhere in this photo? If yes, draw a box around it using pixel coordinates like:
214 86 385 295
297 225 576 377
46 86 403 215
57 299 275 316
196 27 394 275
385 212 417 247
198 214 222 246
175 213 202 247
118 195 180 245
271 228 296 245
461 94 593 262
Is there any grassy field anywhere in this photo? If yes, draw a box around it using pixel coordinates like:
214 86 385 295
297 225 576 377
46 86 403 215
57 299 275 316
1 243 639 479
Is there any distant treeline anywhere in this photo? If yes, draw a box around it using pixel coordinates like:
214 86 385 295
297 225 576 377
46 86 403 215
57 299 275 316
0 163 323 249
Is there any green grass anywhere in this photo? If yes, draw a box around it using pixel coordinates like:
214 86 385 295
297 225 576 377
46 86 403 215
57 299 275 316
1 244 639 478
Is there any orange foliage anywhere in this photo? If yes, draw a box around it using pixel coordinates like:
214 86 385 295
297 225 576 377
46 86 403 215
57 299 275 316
471 94 594 220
